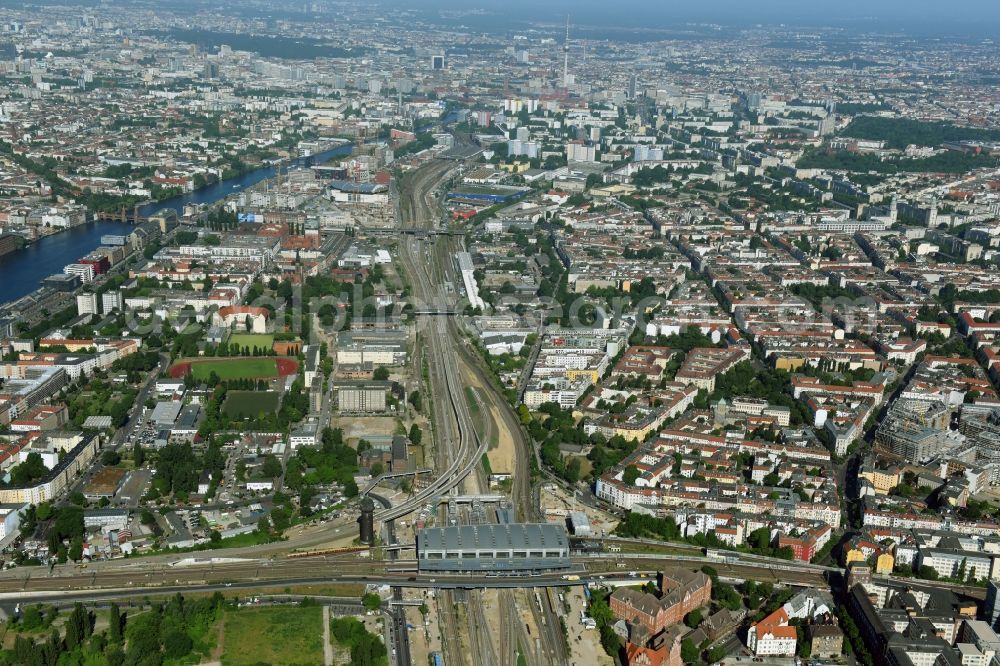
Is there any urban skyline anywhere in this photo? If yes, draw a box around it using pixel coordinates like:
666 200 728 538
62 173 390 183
0 1 998 666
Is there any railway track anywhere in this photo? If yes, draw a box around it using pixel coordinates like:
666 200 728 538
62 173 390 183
447 320 538 521
501 589 537 666
380 157 489 523
465 590 500 666
397 153 566 665
439 588 466 666
375 315 487 523
391 148 570 665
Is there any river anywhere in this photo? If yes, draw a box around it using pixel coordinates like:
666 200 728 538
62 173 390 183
0 143 352 306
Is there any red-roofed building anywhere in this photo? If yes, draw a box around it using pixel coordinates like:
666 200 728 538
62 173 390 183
614 346 677 379
152 174 190 188
778 523 832 562
625 626 685 666
912 319 951 338
9 404 68 432
282 234 321 251
610 570 711 636
959 312 1000 336
791 376 885 403
213 306 268 333
38 339 96 352
748 608 797 656
878 337 927 365
674 347 748 392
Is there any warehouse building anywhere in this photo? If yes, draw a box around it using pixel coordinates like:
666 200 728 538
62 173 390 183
148 401 183 427
336 331 407 366
337 387 388 413
333 380 401 413
416 523 571 572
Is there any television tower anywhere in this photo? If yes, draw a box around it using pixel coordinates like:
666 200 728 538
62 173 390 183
562 15 570 89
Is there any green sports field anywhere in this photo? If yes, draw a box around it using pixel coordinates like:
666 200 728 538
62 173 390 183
190 358 278 381
223 391 281 418
227 333 274 353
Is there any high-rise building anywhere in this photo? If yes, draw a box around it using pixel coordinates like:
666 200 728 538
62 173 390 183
628 74 637 99
504 99 538 114
102 290 122 314
76 292 99 316
431 54 445 70
818 114 835 136
565 142 596 163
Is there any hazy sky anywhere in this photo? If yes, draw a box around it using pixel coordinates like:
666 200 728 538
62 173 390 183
6 0 999 37
398 0 1000 34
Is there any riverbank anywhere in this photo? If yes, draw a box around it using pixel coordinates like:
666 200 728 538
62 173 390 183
5 221 98 248
137 141 352 218
0 220 129 307
0 141 353 307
